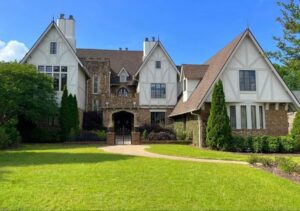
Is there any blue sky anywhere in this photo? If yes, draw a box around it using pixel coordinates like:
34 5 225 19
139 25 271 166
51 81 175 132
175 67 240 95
0 0 283 64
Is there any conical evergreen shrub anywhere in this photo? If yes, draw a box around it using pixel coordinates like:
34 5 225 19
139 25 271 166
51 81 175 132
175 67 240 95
206 80 232 150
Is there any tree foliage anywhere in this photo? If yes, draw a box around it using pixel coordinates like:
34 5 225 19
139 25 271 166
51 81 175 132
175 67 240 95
206 80 232 150
59 87 80 141
0 62 57 126
291 111 300 150
268 0 300 90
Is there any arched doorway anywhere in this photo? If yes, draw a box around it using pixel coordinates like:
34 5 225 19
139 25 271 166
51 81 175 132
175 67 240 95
113 111 134 144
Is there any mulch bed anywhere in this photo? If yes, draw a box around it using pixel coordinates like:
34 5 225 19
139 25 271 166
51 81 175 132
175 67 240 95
254 165 300 184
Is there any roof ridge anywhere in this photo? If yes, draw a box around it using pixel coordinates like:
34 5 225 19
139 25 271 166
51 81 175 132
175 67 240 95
76 48 143 52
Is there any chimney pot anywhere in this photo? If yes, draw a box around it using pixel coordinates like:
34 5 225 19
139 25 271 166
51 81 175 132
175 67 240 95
145 37 149 41
125 47 128 51
69 15 74 20
152 37 155 41
119 47 122 51
59 13 65 19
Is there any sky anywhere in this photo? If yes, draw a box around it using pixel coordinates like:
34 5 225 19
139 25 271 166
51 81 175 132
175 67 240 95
0 0 284 64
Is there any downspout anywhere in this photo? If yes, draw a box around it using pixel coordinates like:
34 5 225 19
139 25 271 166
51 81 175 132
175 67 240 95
190 111 201 147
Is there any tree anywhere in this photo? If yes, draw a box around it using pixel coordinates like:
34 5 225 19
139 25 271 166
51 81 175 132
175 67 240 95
59 88 80 141
206 80 232 150
291 111 300 150
59 87 71 141
268 0 300 90
0 62 57 126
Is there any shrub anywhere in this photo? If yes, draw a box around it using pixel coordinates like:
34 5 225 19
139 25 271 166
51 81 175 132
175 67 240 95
279 136 297 153
176 130 187 141
247 155 274 167
95 130 107 141
291 111 300 150
148 131 176 141
0 127 11 149
231 135 246 152
30 127 60 143
267 136 280 153
206 81 232 150
142 130 148 140
82 112 104 131
275 157 298 174
245 136 254 152
248 155 260 165
4 127 21 147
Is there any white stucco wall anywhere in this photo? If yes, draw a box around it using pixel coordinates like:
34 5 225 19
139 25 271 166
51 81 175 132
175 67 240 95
25 26 86 110
206 35 293 104
138 45 178 107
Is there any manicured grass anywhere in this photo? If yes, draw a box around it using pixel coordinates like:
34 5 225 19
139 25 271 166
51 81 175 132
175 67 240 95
147 144 300 163
1 144 300 210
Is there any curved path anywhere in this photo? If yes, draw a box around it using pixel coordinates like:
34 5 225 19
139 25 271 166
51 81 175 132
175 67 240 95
99 145 248 165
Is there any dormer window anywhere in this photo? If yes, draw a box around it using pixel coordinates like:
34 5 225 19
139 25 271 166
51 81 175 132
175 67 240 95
50 42 57 54
155 61 161 69
118 68 129 83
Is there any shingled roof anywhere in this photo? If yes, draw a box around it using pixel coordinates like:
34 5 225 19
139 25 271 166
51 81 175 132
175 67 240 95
76 49 143 76
181 64 209 80
170 30 246 117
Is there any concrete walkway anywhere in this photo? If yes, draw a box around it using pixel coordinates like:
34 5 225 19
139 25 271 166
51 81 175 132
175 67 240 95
99 145 248 165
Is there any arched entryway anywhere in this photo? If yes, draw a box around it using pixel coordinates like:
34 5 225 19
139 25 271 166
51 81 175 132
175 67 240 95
113 111 134 144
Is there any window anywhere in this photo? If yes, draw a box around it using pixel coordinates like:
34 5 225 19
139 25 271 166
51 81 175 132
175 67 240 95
251 105 257 129
93 75 99 94
93 99 99 112
151 112 165 125
50 42 57 54
38 65 45 73
37 65 67 91
118 88 129 97
183 79 187 91
239 70 256 91
229 106 236 129
151 83 166 98
241 105 247 129
120 74 127 82
155 61 161 69
259 106 264 129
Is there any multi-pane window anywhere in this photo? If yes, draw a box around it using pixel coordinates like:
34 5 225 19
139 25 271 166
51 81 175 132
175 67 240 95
151 83 166 98
151 112 165 125
229 106 236 129
119 72 127 82
50 42 57 54
259 106 264 129
155 61 161 69
37 65 67 91
118 88 129 97
239 70 256 91
93 75 99 94
251 105 257 129
241 105 247 129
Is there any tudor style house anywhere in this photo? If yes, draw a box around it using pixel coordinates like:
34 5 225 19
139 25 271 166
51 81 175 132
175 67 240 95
21 14 299 146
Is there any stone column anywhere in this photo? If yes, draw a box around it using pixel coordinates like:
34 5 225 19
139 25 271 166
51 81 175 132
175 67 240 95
106 132 115 145
131 132 141 145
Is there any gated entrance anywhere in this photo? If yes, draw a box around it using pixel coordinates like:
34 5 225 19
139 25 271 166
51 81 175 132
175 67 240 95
113 111 133 145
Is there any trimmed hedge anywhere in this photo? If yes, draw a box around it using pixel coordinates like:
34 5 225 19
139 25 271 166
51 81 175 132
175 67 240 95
231 135 297 153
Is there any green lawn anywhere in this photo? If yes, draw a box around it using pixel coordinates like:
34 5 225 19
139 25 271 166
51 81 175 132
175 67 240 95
147 144 300 163
1 144 300 210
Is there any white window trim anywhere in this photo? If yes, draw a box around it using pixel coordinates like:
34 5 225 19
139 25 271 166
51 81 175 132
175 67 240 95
118 67 129 83
37 65 67 92
227 103 265 130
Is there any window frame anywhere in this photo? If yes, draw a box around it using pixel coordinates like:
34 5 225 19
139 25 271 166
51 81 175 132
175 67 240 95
37 65 67 91
229 105 237 129
151 112 165 126
151 83 166 99
50 42 57 54
239 70 256 91
93 75 99 94
240 105 248 129
155 61 161 69
117 87 129 97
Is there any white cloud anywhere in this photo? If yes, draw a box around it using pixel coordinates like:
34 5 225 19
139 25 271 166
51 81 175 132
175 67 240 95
0 40 29 62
